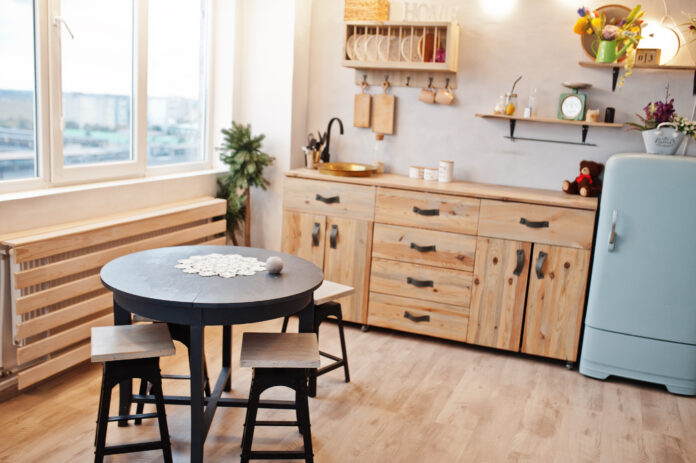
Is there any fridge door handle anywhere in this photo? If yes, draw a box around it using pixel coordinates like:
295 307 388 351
608 209 618 252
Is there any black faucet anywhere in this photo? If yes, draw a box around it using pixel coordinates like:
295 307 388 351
320 117 344 162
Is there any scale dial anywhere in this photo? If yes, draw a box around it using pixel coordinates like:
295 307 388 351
558 93 586 121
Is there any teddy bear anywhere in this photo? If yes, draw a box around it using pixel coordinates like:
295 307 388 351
562 160 604 197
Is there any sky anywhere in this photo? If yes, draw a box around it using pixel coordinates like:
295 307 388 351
0 0 204 99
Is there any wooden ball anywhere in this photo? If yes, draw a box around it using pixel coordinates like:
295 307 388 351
266 256 284 274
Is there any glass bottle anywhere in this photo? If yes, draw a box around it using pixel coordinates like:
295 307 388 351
524 88 537 118
493 95 506 115
372 134 385 174
504 93 518 115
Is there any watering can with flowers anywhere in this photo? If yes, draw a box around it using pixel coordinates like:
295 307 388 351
573 5 644 72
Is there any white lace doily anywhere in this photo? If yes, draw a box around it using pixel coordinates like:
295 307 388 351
175 253 267 278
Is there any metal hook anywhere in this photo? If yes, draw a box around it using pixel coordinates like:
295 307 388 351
445 78 450 89
428 77 433 88
384 74 389 83
362 74 367 85
405 76 411 87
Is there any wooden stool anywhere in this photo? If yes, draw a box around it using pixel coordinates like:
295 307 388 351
281 281 353 396
239 332 320 463
131 320 213 424
91 324 175 463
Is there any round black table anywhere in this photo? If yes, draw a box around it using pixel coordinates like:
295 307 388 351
101 246 324 463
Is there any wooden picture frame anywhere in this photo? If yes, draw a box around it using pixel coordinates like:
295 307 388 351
635 48 661 66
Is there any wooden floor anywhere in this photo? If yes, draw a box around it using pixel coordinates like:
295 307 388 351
1 318 694 462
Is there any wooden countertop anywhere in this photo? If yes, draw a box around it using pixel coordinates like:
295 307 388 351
285 168 598 211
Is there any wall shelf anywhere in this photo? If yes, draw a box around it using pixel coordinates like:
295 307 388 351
475 113 624 147
578 61 696 94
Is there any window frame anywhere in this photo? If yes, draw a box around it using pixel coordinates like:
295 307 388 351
0 0 216 193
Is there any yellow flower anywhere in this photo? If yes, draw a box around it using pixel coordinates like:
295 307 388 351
573 17 589 34
591 17 602 31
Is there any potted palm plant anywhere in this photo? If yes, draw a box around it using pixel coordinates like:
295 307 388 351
217 122 274 245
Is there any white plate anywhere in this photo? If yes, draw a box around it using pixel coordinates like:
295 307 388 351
378 35 400 62
354 35 369 61
346 34 357 60
365 35 379 62
400 34 419 62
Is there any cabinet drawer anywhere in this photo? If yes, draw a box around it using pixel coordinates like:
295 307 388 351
368 292 468 342
283 177 375 220
372 224 476 272
478 200 595 249
375 188 479 234
370 257 472 307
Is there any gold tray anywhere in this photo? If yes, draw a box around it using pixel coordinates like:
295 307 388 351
317 162 376 177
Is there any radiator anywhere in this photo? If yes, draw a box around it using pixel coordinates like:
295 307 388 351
0 197 226 390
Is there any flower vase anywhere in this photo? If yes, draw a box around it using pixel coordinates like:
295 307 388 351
593 39 631 63
641 123 685 155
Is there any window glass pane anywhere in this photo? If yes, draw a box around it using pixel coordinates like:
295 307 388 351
0 0 37 180
148 0 206 166
61 0 132 166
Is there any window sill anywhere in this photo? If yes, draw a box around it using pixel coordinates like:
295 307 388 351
0 167 227 204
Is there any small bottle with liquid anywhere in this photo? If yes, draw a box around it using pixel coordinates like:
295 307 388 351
372 134 385 174
504 93 517 115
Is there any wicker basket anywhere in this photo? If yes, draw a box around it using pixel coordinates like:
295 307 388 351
344 0 389 21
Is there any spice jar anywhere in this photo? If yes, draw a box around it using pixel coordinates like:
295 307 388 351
493 95 506 115
505 93 518 115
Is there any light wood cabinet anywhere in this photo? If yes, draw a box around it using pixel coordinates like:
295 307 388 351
282 169 598 364
521 245 591 361
281 210 371 324
467 238 531 351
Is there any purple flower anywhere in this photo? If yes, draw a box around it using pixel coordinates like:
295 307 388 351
577 7 587 17
644 98 675 124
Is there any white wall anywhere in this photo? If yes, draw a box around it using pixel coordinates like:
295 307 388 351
306 0 696 191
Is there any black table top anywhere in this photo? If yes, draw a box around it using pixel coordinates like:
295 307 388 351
101 246 324 310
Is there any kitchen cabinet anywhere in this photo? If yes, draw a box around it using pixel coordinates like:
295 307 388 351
282 169 598 364
467 238 531 351
522 244 591 361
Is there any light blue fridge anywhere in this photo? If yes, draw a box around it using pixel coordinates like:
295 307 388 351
579 153 696 396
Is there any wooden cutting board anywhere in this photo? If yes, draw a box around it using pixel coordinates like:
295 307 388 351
372 81 395 134
353 82 371 128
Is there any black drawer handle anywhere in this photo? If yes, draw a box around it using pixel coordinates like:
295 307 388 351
410 242 436 253
413 206 440 216
536 251 548 279
312 222 320 247
404 311 430 323
316 194 340 204
330 224 338 249
513 249 525 276
407 277 434 288
520 217 549 228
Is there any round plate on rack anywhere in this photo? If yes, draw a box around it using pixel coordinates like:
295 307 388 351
400 34 420 62
346 34 357 60
365 35 379 62
354 35 369 61
378 35 400 62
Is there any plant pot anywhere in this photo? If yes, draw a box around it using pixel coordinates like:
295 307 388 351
641 123 685 155
593 39 630 63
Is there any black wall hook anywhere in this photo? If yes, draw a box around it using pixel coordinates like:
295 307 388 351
406 76 411 86
428 77 433 88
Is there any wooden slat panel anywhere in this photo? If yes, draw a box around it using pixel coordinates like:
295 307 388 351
200 236 227 245
8 198 226 262
16 292 112 340
375 188 480 234
367 292 469 342
15 274 102 315
466 238 530 351
372 223 476 272
17 313 112 365
478 200 595 250
283 177 375 220
13 219 226 289
17 342 91 390
370 257 472 308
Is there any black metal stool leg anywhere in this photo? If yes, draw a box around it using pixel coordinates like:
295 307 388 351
297 372 314 462
94 367 113 463
336 311 350 383
240 377 261 463
281 316 290 333
133 380 149 425
149 377 173 463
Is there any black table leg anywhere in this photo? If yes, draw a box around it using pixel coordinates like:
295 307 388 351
190 324 205 463
113 299 132 427
222 325 232 392
296 297 317 397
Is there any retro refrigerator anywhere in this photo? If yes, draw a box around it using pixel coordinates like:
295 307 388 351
579 153 696 395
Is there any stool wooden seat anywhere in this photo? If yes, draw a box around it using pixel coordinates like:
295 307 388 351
281 281 353 397
91 324 175 463
239 333 319 463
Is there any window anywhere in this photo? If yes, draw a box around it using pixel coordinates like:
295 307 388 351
0 0 37 181
0 0 213 191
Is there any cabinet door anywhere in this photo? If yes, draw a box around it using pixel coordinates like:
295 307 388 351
521 245 591 361
281 210 326 269
467 238 531 351
323 216 373 324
